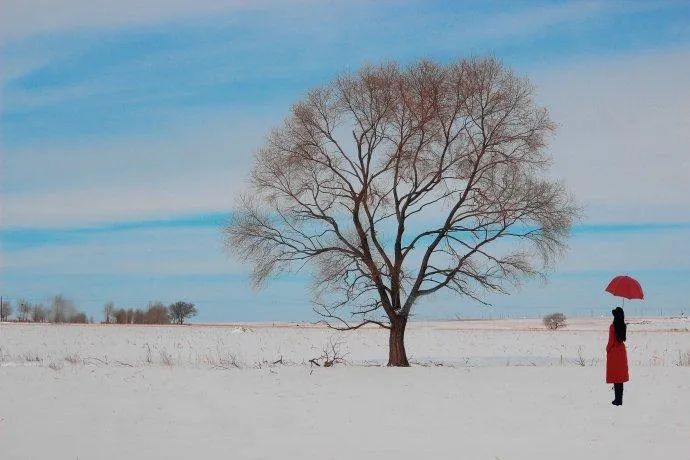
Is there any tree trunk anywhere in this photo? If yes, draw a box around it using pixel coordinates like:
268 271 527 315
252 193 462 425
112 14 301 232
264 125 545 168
387 317 410 367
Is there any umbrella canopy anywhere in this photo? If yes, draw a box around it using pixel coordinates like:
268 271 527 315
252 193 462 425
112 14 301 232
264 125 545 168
605 275 644 300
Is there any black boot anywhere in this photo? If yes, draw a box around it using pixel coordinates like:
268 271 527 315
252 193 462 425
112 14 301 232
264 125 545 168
612 383 623 406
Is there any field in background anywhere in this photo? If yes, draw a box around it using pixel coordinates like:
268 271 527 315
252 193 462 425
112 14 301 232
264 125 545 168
1 317 689 459
1 316 688 368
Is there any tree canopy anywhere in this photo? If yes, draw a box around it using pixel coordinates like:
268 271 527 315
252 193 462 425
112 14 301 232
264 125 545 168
226 57 578 365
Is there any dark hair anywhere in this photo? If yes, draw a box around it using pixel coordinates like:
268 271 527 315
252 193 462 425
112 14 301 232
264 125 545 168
611 307 626 342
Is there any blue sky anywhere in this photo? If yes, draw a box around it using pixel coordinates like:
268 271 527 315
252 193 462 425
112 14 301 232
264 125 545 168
1 1 690 321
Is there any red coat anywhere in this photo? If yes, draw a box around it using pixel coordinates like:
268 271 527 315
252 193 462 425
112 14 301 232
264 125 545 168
606 324 629 383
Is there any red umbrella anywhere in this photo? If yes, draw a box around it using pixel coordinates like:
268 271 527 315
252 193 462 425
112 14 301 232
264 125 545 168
605 275 644 307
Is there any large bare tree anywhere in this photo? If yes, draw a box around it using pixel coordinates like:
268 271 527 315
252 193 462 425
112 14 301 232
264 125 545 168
226 57 577 366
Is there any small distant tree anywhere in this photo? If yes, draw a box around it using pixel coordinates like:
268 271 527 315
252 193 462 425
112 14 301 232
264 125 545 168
543 312 567 330
49 294 78 323
69 312 88 324
0 299 12 321
31 304 47 322
17 299 32 322
144 302 170 324
103 302 116 324
113 308 128 324
132 309 145 324
168 301 197 325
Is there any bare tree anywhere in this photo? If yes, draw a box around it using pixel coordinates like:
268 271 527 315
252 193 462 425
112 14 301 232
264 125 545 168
69 312 88 323
17 299 32 322
113 308 128 324
103 302 116 324
168 301 198 325
31 304 47 323
0 299 12 321
226 57 578 366
144 301 171 324
49 295 78 323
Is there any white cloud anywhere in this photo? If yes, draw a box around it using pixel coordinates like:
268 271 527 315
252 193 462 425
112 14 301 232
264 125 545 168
0 0 259 43
2 82 104 109
1 0 649 46
0 107 274 227
562 229 690 272
477 1 608 39
2 177 236 228
532 48 690 223
1 226 242 275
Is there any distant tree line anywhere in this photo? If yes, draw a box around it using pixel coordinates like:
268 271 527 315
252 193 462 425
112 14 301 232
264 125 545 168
103 301 198 325
1 296 198 325
1 295 90 323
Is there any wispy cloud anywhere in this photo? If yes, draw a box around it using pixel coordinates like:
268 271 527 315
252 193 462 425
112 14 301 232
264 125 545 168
0 212 227 249
534 48 690 223
573 222 690 235
4 49 689 227
0 0 622 44
0 0 263 43
4 214 689 250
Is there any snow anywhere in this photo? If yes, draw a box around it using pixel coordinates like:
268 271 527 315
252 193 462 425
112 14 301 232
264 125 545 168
1 317 689 459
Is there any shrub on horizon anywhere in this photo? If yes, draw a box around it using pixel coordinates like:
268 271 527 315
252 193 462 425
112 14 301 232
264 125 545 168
543 313 567 330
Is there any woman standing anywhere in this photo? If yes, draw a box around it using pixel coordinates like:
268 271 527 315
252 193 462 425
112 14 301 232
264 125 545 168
606 307 629 406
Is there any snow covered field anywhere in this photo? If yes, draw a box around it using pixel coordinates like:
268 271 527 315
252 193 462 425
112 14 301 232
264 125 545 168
1 317 689 459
